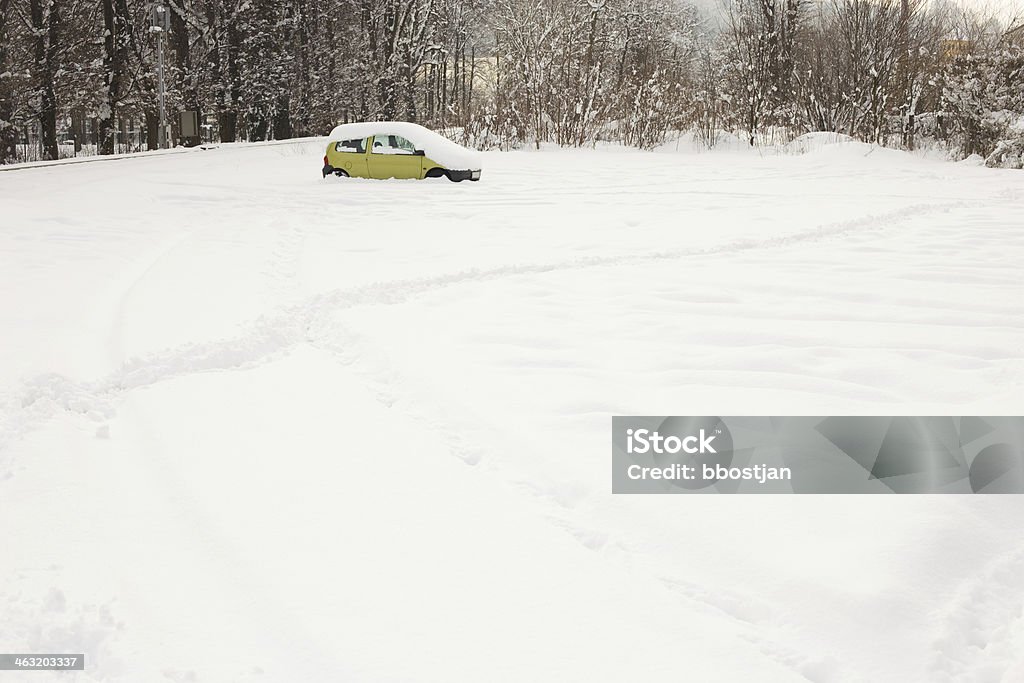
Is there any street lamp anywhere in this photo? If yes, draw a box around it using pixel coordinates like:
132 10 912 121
149 4 170 150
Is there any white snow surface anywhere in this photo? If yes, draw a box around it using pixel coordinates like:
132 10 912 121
1 139 1024 682
327 121 483 169
783 131 857 155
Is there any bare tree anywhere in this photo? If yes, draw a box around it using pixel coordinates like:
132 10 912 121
722 0 803 145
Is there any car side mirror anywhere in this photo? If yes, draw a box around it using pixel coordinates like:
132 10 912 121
413 149 425 156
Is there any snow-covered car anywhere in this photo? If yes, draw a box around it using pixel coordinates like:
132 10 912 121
322 121 482 182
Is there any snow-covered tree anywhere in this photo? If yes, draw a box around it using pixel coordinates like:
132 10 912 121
0 0 24 163
942 48 1024 161
0 0 1019 161
722 0 804 145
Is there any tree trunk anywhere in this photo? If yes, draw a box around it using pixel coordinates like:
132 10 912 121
29 0 60 160
272 94 292 140
145 109 159 150
219 19 241 142
171 0 200 146
249 113 268 141
467 46 476 123
71 110 83 153
220 111 237 143
0 0 17 164
100 0 125 155
294 0 311 136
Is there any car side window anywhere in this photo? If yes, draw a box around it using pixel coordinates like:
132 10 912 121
371 135 417 155
335 138 367 153
393 135 417 154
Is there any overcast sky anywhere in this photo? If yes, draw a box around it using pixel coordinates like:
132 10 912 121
693 0 1022 23
953 0 1022 21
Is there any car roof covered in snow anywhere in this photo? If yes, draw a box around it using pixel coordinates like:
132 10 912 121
327 121 482 170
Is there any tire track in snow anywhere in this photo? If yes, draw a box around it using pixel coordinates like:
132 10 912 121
0 199 973 461
296 292 846 683
929 547 1024 682
0 197 995 681
303 296 847 683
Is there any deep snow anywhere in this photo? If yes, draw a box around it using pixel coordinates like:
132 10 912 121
1 139 1023 682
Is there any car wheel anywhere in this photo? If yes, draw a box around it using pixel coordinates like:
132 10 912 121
334 169 349 177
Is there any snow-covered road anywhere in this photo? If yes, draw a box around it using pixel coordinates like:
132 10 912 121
1 139 1023 682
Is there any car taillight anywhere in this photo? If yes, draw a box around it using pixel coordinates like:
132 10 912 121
323 155 329 166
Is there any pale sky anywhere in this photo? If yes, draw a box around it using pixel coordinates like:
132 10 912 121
952 0 1022 22
693 0 1022 24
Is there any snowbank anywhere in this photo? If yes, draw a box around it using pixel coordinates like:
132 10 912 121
327 121 482 170
781 135 935 168
958 153 986 166
783 132 856 155
986 137 1024 169
653 130 758 154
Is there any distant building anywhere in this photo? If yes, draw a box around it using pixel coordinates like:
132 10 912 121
941 39 973 63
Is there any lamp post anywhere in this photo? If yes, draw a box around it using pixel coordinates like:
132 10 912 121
149 4 170 150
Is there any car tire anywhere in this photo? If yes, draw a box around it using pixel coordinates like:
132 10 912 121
334 169 349 177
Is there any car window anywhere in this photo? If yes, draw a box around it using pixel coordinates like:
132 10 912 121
335 138 367 153
371 135 417 155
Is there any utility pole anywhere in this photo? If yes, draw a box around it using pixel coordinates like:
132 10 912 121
157 28 167 149
150 4 170 149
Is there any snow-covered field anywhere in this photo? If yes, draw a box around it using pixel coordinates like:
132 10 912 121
1 139 1023 682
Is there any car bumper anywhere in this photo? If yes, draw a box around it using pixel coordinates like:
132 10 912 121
322 164 333 178
448 169 482 182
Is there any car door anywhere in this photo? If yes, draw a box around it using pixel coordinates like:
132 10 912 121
330 137 370 177
366 134 423 179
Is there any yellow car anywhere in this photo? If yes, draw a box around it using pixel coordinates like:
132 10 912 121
322 121 482 182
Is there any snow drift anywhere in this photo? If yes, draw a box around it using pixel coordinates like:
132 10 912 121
783 132 856 155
